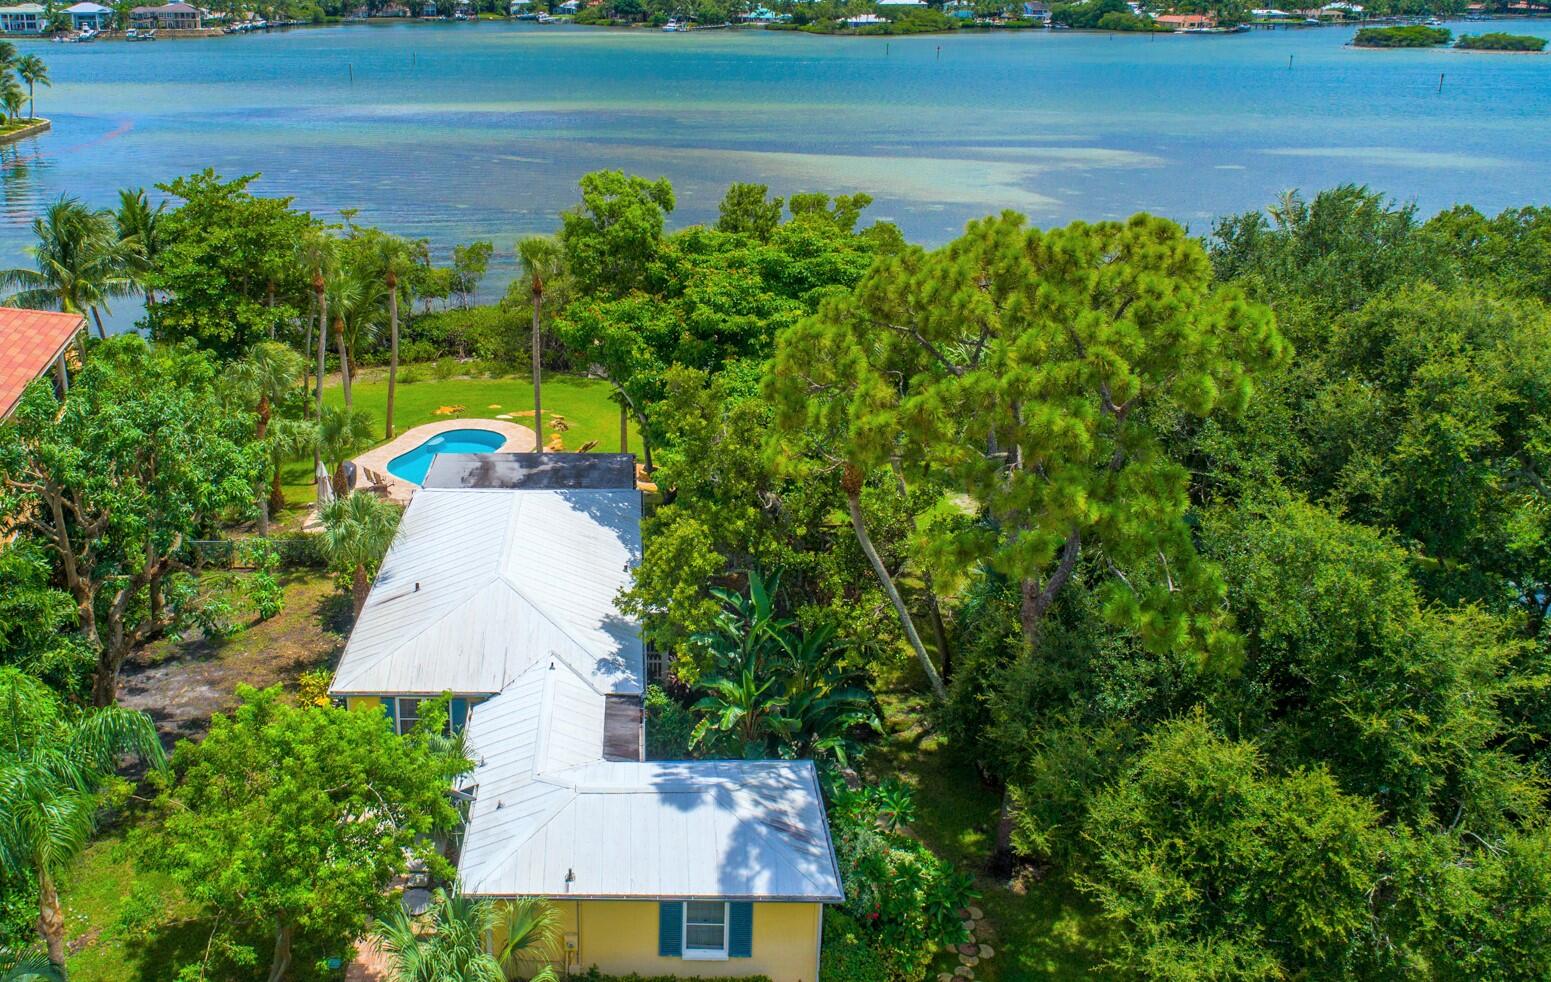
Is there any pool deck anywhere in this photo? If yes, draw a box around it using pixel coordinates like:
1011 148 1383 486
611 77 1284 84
353 418 537 504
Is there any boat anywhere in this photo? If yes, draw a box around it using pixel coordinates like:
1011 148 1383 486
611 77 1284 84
662 17 682 30
125 27 157 40
1426 16 1443 25
55 26 99 42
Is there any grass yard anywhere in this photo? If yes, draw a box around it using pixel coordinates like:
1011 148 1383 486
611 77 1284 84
277 366 639 508
866 679 1113 981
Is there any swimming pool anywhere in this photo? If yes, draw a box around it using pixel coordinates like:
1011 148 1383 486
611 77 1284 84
385 428 507 485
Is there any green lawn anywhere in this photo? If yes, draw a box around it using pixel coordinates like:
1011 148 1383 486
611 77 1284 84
867 678 1113 980
61 818 207 982
278 366 639 507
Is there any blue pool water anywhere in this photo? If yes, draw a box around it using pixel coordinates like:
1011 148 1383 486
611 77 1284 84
386 428 507 485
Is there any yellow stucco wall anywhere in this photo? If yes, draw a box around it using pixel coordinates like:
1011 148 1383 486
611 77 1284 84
344 696 381 712
496 900 822 982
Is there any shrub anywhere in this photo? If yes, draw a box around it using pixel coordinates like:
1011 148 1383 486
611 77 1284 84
111 882 163 946
820 910 890 982
827 782 978 980
433 357 461 381
644 684 696 759
397 362 426 385
574 971 771 982
297 669 334 709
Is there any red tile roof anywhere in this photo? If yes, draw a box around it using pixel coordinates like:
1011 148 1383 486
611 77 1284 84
0 307 86 420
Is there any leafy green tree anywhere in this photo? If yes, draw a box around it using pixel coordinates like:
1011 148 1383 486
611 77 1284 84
13 55 46 121
0 668 165 975
319 491 401 615
0 541 91 696
559 170 674 299
0 337 263 706
0 78 22 126
0 197 131 339
371 891 559 982
1203 498 1542 831
1081 713 1381 980
772 211 1283 667
450 240 493 309
716 182 783 242
148 171 315 358
154 686 465 982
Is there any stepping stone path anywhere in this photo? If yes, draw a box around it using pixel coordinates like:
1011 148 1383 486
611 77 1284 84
946 905 996 980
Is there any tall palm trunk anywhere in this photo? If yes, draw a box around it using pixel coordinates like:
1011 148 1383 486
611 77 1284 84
334 315 352 409
385 270 398 440
89 306 107 340
842 463 947 701
530 276 543 450
313 273 327 480
27 81 34 121
352 564 369 617
37 868 66 974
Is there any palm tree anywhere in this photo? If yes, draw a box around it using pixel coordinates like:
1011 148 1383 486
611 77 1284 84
319 491 401 616
0 42 17 72
371 890 560 982
379 239 414 441
14 55 48 121
231 342 308 534
114 188 165 329
324 263 384 410
516 236 563 452
261 416 317 522
0 77 24 126
317 403 375 497
0 947 60 982
0 197 132 339
0 669 165 976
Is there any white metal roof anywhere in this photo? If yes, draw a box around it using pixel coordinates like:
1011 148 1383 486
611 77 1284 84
329 488 643 697
458 658 844 902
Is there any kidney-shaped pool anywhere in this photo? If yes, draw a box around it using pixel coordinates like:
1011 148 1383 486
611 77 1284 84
385 428 507 485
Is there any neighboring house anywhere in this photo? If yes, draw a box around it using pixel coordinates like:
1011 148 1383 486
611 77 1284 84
0 3 46 34
65 1 112 29
328 453 844 981
844 12 885 23
1156 10 1216 26
509 0 530 12
877 0 926 5
0 308 87 421
1021 0 1050 19
131 1 202 28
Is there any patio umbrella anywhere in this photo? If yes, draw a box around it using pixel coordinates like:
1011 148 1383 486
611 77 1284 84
315 458 335 510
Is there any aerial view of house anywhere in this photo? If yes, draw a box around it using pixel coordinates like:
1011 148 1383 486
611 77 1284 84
329 453 842 979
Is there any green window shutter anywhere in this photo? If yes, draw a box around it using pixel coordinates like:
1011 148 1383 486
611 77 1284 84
728 901 753 958
382 697 397 732
450 697 468 733
658 901 683 957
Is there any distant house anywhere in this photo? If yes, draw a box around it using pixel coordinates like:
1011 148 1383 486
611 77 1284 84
0 3 47 34
509 0 530 12
65 1 113 29
1021 0 1050 18
0 309 88 422
878 0 926 5
556 0 578 11
1156 10 1216 27
130 1 202 28
741 4 777 19
328 454 842 980
844 11 885 22
380 2 411 14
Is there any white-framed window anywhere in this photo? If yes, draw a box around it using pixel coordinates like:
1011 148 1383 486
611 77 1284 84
395 697 423 736
682 900 729 960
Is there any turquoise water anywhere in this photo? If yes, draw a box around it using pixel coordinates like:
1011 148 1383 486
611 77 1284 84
4 20 1549 321
386 427 506 484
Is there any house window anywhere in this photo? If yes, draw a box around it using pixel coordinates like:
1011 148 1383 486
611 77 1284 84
395 697 423 736
682 901 728 960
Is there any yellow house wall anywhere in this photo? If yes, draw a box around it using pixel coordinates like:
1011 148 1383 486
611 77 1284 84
344 696 381 712
496 900 823 982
